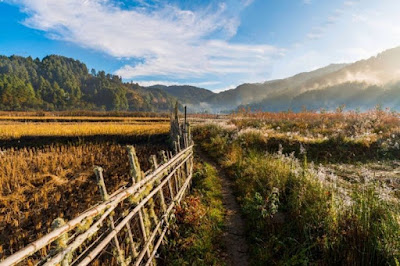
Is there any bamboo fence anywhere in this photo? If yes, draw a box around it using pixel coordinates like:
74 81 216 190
0 104 193 266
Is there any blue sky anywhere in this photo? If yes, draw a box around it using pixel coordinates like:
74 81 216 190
1 0 400 91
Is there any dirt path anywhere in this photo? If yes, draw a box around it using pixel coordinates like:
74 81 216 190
196 148 249 266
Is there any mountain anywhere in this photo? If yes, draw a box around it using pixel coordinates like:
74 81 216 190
199 46 400 112
0 55 178 112
2 46 400 113
147 85 215 105
242 46 400 112
204 63 348 112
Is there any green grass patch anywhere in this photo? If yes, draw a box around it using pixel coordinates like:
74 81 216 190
194 124 400 265
162 161 226 266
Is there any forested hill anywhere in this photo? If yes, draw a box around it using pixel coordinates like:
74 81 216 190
147 85 215 105
0 55 177 111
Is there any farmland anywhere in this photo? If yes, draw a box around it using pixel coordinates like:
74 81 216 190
1 109 400 265
0 113 170 260
193 109 400 265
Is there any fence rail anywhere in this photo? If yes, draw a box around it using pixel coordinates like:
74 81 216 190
1 104 193 266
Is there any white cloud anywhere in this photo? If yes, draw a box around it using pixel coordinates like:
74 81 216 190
344 1 357 6
241 0 254 7
8 0 282 83
272 0 400 80
303 0 312 5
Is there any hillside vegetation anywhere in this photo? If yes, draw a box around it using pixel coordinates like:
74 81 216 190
148 85 215 105
0 55 177 111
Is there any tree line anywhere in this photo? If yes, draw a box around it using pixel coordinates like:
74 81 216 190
0 55 177 111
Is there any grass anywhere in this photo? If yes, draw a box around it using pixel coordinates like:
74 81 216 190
0 116 169 122
194 121 400 265
0 122 169 140
0 114 172 260
163 160 226 265
0 110 170 118
0 141 168 259
215 110 400 164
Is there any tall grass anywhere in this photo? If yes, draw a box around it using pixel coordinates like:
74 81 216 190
163 161 226 265
194 124 400 265
0 122 169 140
0 142 167 259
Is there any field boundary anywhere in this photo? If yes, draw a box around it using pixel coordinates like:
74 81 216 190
0 106 193 266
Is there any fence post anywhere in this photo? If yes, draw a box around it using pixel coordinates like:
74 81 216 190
126 145 142 185
177 135 181 152
174 101 178 121
163 151 175 200
94 166 126 266
159 150 167 164
51 218 71 266
138 209 152 264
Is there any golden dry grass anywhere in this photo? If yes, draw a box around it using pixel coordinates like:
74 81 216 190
0 142 168 258
0 110 169 118
0 116 169 122
0 122 169 140
0 115 171 259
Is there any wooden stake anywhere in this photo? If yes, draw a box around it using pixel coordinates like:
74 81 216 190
150 155 158 169
177 135 181 152
167 179 174 200
126 223 139 259
173 169 179 195
174 101 179 121
138 210 152 261
126 146 142 185
94 167 126 266
184 106 187 128
159 151 167 164
51 218 71 266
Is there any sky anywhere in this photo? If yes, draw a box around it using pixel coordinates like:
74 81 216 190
1 0 400 92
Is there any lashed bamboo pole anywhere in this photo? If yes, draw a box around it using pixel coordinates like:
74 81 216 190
173 141 178 154
177 135 181 152
159 151 167 164
152 156 166 213
138 210 152 261
127 146 151 261
43 185 150 266
148 155 163 239
144 225 168 266
125 223 139 259
173 167 180 195
46 153 192 266
167 178 175 200
51 218 70 266
126 145 142 185
136 168 193 266
0 145 193 266
144 163 193 266
94 167 126 266
77 162 193 266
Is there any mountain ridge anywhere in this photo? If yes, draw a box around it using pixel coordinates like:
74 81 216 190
238 46 400 112
147 84 215 105
1 46 400 112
